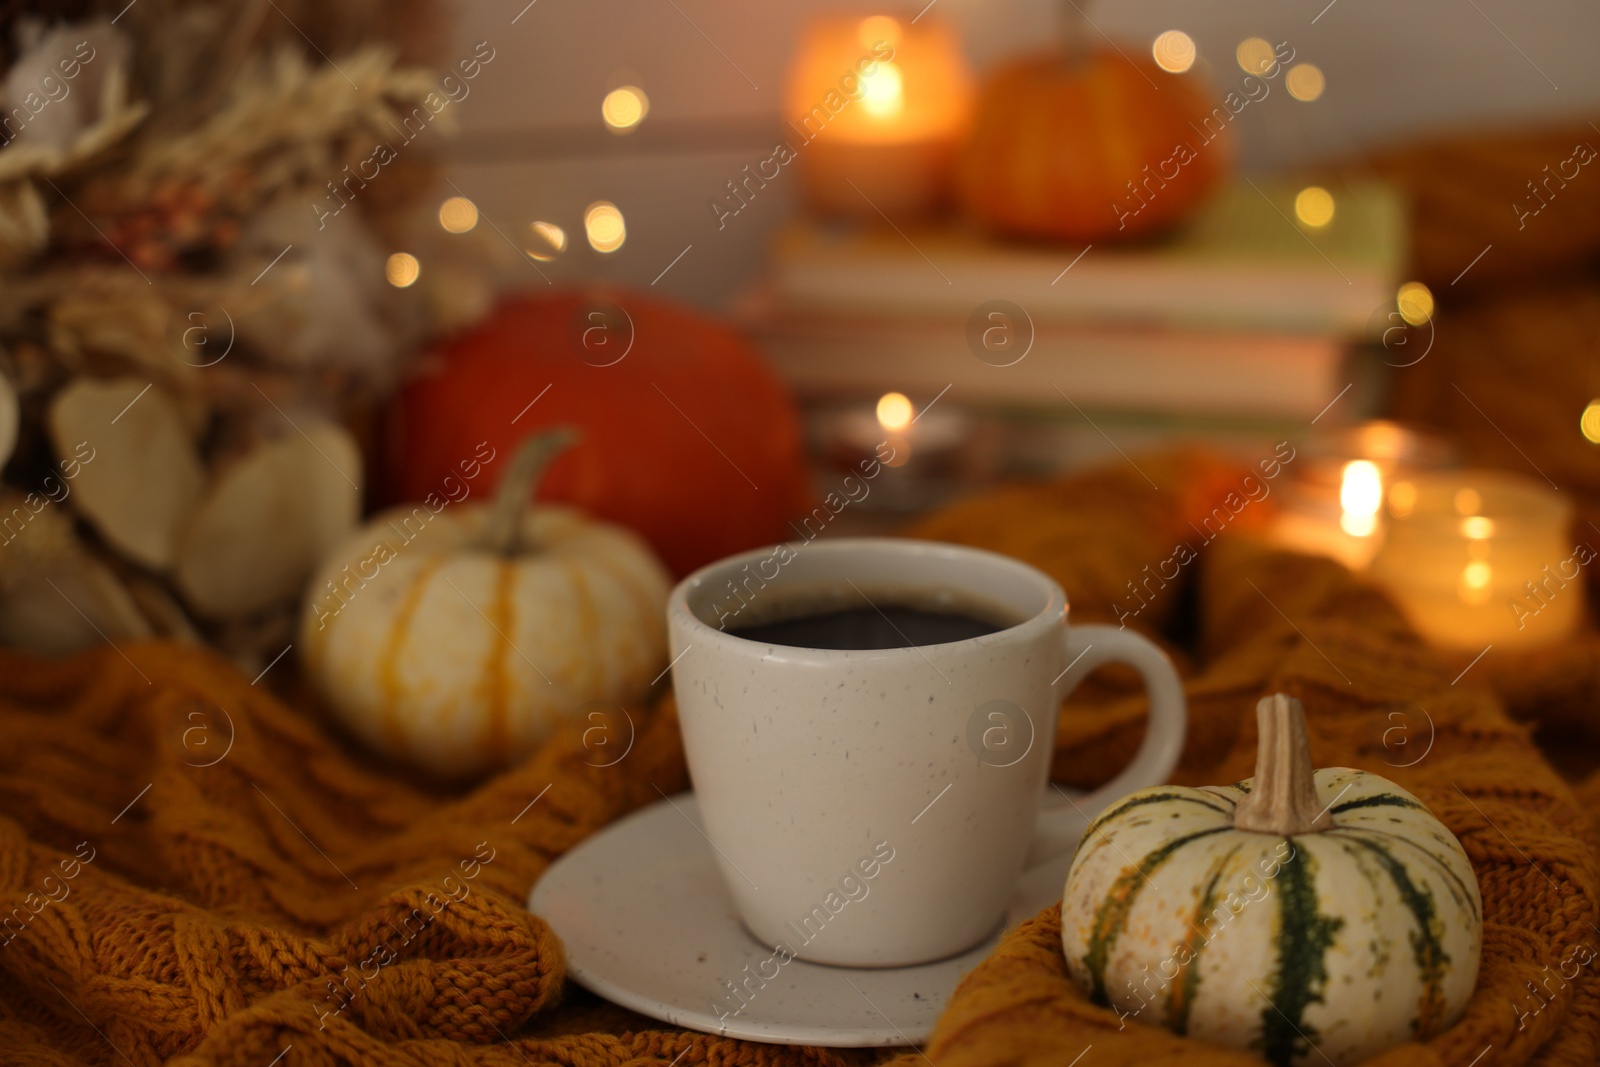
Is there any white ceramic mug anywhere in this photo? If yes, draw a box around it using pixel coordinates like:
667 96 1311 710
667 538 1186 967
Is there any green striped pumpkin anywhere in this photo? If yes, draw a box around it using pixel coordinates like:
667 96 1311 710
1061 695 1481 1066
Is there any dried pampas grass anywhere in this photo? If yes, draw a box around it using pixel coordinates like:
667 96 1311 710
0 0 456 668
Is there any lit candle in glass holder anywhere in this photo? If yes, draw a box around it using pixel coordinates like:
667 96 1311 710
1368 472 1584 650
829 391 970 466
874 390 915 467
819 392 977 510
784 14 974 218
1264 421 1455 571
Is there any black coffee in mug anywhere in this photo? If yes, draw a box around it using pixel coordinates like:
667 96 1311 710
726 586 1019 650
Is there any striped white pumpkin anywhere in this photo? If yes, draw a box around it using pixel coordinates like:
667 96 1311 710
1061 697 1481 1067
300 433 670 779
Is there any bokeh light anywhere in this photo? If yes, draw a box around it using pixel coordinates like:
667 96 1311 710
1454 487 1482 515
1294 186 1335 228
601 86 649 132
527 220 568 262
1581 400 1600 444
1236 37 1277 75
437 197 478 234
1152 30 1196 74
876 391 913 432
385 252 420 288
584 202 626 253
1286 63 1325 101
1397 281 1435 326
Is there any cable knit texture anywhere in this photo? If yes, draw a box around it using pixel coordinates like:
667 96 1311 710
0 452 1596 1066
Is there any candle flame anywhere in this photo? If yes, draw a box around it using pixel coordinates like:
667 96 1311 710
876 391 913 432
1459 559 1493 604
1339 460 1382 537
861 62 904 119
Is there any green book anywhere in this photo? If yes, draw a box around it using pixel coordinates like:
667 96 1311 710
766 179 1406 337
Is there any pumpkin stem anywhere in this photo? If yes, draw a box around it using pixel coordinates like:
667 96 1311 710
1060 0 1092 66
479 427 579 555
1232 693 1334 836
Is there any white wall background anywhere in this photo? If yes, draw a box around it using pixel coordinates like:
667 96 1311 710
440 0 1600 307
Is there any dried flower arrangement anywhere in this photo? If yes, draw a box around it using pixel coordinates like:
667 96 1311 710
0 0 473 670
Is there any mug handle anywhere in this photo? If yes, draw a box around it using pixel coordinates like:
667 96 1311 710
1025 624 1187 867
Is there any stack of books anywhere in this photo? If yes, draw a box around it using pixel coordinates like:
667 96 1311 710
741 179 1407 449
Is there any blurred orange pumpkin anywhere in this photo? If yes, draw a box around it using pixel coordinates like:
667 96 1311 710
957 47 1232 243
385 291 813 577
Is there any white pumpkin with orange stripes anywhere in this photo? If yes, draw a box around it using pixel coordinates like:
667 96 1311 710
1060 694 1482 1067
300 429 671 778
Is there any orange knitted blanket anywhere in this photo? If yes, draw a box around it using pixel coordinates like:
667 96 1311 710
1 453 1596 1067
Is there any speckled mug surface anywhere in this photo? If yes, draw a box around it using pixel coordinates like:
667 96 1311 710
667 538 1186 967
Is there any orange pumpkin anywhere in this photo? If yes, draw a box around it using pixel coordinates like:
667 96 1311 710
957 48 1232 242
385 291 814 577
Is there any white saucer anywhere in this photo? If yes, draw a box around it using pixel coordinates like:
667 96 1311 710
528 792 1076 1047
